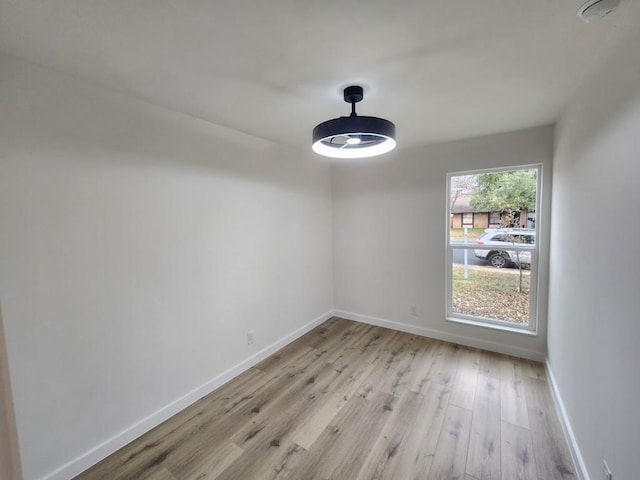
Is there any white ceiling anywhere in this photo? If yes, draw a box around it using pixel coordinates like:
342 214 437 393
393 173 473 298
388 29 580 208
0 0 620 151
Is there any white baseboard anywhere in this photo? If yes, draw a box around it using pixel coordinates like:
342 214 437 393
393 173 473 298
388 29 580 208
333 310 545 362
544 359 589 480
42 310 334 480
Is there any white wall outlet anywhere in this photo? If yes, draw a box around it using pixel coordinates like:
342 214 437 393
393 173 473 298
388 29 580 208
247 330 255 345
410 305 418 316
603 460 612 480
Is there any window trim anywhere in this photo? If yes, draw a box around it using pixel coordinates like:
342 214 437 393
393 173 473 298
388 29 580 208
445 164 542 334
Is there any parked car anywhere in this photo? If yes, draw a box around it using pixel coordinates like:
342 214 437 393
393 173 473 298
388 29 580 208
474 228 535 268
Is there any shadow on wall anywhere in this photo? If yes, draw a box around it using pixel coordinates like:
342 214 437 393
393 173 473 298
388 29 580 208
0 52 323 194
0 299 23 480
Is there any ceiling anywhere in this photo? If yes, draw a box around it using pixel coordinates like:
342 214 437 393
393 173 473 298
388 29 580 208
0 0 620 151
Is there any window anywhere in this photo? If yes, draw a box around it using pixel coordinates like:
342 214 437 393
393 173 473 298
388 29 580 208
462 212 473 226
446 166 541 333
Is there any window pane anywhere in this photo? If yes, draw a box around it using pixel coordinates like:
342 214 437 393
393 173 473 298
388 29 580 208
448 166 539 331
451 248 531 325
449 169 537 240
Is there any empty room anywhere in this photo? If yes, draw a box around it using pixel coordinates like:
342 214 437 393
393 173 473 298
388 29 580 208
0 1 638 479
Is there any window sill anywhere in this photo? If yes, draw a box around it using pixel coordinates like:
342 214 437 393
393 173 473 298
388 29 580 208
446 316 538 336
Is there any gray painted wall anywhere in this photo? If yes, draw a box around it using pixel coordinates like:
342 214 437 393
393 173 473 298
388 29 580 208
0 53 334 480
332 126 553 360
548 3 640 479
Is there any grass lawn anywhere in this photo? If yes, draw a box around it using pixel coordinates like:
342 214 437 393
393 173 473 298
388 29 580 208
452 265 530 324
449 228 485 241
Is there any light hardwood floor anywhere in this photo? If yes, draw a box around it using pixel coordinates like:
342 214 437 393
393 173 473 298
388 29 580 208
74 317 576 480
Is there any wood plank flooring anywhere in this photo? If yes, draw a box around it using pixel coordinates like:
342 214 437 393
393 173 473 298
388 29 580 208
74 317 576 480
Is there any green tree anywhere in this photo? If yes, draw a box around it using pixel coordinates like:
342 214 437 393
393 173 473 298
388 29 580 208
470 169 536 214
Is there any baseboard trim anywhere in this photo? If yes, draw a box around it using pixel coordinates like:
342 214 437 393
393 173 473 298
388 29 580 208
333 310 545 362
544 359 589 480
42 310 334 480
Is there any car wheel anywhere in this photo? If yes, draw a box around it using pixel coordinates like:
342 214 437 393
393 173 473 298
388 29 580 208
487 252 509 268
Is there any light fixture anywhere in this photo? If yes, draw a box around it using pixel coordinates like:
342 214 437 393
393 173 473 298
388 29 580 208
577 0 619 22
312 86 396 159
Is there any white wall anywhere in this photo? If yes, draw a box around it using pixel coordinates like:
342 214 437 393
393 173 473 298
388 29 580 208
7 9 639 476
332 126 553 360
548 4 640 479
0 54 333 480
0 301 23 480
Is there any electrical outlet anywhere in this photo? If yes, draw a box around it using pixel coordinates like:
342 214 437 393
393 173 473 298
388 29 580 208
603 460 612 480
247 330 255 345
410 305 418 316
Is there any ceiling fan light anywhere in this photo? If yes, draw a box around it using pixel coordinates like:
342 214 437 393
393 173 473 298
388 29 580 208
312 86 396 159
312 135 396 159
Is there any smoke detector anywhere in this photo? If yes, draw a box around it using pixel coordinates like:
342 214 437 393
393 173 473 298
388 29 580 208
577 0 620 23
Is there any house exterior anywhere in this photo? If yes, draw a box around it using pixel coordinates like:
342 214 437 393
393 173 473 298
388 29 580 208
450 194 503 229
450 194 533 229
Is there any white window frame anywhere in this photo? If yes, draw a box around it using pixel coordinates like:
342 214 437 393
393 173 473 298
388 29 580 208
445 164 542 334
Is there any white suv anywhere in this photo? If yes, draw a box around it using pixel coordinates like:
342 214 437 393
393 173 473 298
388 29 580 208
474 228 535 268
